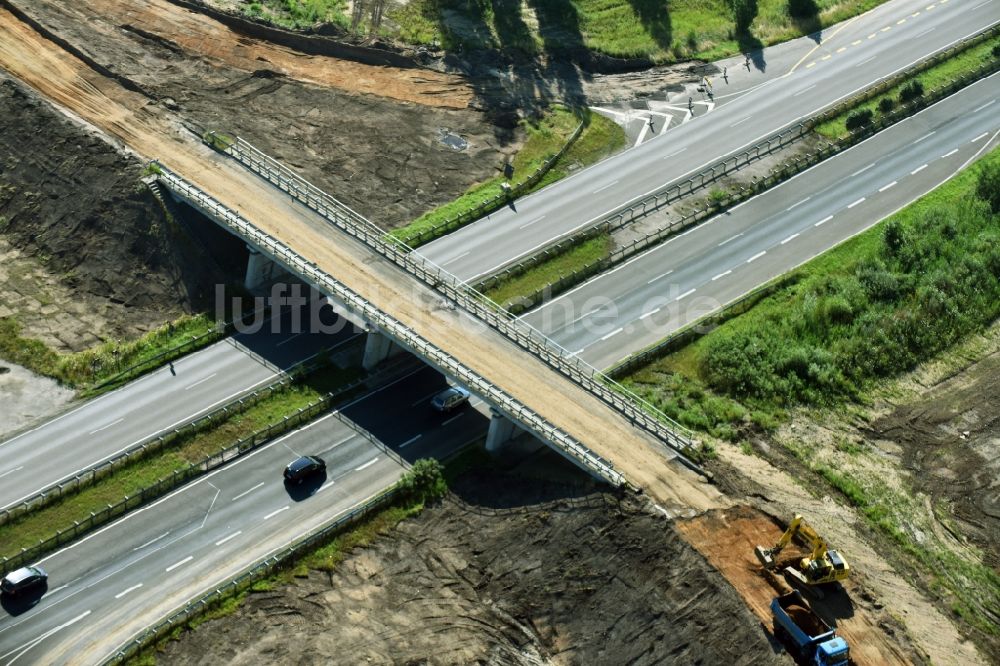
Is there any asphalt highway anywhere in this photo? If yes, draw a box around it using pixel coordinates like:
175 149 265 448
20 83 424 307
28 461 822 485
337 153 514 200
523 74 1000 369
0 302 360 512
0 365 488 665
420 0 999 282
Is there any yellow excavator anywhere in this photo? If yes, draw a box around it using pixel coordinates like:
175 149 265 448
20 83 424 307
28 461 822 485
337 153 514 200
755 514 850 595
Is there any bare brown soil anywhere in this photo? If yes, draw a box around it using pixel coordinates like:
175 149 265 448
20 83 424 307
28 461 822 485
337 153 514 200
677 505 914 666
158 463 786 666
868 348 1000 570
0 76 228 349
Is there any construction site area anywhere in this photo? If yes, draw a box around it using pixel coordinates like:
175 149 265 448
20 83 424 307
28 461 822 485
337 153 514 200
0 0 996 664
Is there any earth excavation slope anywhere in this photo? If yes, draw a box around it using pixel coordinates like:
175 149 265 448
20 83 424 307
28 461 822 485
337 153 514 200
0 6 722 512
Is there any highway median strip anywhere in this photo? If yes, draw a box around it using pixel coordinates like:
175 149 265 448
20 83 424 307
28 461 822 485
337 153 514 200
0 362 370 575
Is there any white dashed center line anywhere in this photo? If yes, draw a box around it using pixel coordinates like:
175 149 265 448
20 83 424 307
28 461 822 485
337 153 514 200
640 308 661 319
165 556 193 572
263 506 289 521
114 584 143 599
972 132 989 142
972 99 995 113
592 180 619 195
442 414 463 426
851 163 875 177
730 116 752 127
814 215 833 227
184 373 218 391
847 197 866 209
601 327 624 341
647 270 674 284
793 85 816 97
232 482 264 502
400 434 422 448
942 148 959 158
911 164 928 175
878 181 897 192
676 288 696 300
781 233 800 245
746 251 766 263
0 466 24 479
89 418 124 435
855 55 876 67
712 270 732 281
215 531 243 546
519 215 546 230
718 233 743 247
914 131 935 144
355 458 378 472
663 147 687 159
787 197 811 211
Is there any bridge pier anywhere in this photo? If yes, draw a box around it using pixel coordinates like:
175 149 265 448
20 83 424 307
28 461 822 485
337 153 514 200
362 326 401 370
244 245 279 291
485 407 520 453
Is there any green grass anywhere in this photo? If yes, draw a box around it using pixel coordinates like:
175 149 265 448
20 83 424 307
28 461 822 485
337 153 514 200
483 233 613 306
623 146 1000 434
382 0 891 63
0 366 361 557
0 313 219 391
392 107 623 246
816 37 1000 138
243 0 350 31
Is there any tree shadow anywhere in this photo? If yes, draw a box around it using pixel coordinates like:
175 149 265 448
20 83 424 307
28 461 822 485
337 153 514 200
527 0 587 105
491 0 537 56
788 0 822 43
738 30 766 72
626 0 672 51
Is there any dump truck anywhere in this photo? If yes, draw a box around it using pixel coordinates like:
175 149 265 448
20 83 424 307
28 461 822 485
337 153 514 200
771 591 850 666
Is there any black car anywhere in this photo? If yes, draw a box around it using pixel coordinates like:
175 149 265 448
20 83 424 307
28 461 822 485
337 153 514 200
283 455 326 484
1 566 47 596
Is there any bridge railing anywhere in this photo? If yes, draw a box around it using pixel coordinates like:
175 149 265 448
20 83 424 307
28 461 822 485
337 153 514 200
216 136 699 465
156 166 628 487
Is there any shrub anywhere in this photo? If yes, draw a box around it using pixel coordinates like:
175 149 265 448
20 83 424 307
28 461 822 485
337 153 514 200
844 108 873 131
976 159 1000 213
992 43 1000 59
898 80 924 104
877 97 895 114
398 458 447 502
788 0 819 19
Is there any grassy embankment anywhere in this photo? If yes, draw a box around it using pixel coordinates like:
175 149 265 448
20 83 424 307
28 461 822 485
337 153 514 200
0 366 361 557
386 0 889 62
621 149 1000 640
816 37 1000 139
0 313 219 392
240 0 351 30
390 106 625 246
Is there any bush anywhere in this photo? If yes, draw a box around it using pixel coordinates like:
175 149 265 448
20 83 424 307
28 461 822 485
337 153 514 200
992 43 1000 59
788 0 819 19
976 159 1000 213
877 97 895 114
898 80 924 104
398 458 447 503
844 108 873 131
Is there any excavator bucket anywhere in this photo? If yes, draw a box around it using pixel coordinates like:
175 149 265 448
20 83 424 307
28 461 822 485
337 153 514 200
755 545 776 569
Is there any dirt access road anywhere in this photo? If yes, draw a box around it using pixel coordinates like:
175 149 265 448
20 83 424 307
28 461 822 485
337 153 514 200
158 464 785 666
0 0 720 538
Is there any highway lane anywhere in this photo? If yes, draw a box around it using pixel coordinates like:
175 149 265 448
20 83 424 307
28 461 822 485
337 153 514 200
522 74 1000 369
0 365 488 665
0 302 360 512
420 0 998 282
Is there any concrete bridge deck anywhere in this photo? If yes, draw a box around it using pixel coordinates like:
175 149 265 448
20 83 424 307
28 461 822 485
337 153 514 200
0 6 722 512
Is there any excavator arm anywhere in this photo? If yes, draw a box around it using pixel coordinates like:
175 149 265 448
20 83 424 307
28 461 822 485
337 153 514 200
755 514 805 569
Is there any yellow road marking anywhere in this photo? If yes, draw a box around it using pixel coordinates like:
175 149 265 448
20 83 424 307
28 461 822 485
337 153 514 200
786 13 863 75
851 39 862 46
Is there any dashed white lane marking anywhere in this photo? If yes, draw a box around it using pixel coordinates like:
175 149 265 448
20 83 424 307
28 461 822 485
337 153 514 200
970 0 992 8
881 26 892 32
896 18 906 24
821 54 832 61
712 270 732 281
663 147 687 159
973 99 995 113
972 132 990 142
442 414 463 426
184 373 218 391
746 251 766 263
851 39 862 45
215 531 243 546
0 609 92 663
911 164 928 175
793 84 816 97
263 506 290 521
89 418 124 435
718 233 743 246
592 179 619 195
441 251 470 267
847 197 866 208
0 466 24 479
519 215 546 230
781 233 800 245
815 215 833 227
640 308 661 319
914 131 935 144
165 555 193 572
787 196 811 211
676 288 696 300
942 148 959 158
355 458 379 472
114 584 143 599
913 26 935 38
601 327 624 341
729 116 751 127
851 163 875 176
855 55 876 67
867 33 876 39
232 482 265 501
133 532 169 551
400 434 422 448
879 181 897 192
647 269 674 284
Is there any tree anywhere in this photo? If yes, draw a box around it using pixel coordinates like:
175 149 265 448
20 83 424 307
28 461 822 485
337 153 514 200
976 159 1000 213
729 0 758 33
845 108 873 131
